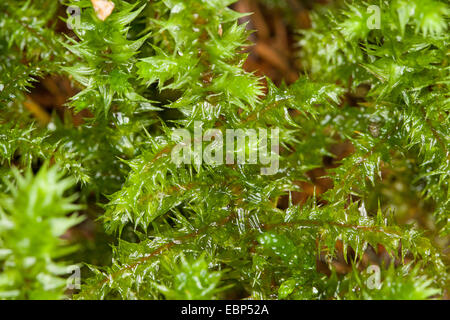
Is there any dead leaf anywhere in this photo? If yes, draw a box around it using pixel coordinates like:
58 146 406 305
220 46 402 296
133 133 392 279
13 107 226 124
91 0 115 21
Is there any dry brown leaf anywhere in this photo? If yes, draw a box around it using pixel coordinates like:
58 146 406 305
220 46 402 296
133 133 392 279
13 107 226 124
91 0 115 21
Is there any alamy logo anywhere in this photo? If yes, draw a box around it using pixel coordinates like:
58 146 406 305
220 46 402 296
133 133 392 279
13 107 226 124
66 5 81 30
60 0 81 30
366 265 382 290
66 265 81 290
63 0 116 30
171 121 280 175
367 5 381 30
